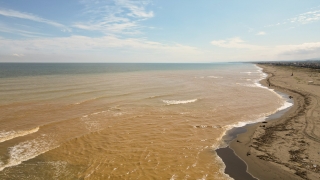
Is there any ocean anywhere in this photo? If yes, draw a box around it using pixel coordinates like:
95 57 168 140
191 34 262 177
0 63 290 179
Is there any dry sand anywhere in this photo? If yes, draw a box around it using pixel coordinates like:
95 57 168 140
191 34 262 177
230 64 320 180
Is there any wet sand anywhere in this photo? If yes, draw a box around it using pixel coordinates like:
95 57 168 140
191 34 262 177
230 64 320 180
216 91 292 180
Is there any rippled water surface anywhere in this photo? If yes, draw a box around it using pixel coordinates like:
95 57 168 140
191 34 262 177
0 63 286 179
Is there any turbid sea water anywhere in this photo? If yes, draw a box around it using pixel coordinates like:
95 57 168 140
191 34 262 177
0 63 291 179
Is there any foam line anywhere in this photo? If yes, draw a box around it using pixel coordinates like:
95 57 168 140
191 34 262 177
0 136 58 171
0 127 40 143
214 65 293 149
162 99 198 105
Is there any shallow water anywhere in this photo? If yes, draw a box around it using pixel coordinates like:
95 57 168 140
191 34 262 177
0 63 287 179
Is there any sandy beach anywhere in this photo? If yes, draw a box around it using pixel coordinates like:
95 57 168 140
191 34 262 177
229 64 320 180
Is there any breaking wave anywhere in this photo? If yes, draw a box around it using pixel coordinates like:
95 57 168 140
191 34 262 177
162 99 198 105
0 135 58 171
0 127 40 143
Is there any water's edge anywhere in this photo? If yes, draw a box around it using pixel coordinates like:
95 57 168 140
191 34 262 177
215 91 293 179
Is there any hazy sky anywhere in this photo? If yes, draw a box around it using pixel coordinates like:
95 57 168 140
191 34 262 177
0 0 320 62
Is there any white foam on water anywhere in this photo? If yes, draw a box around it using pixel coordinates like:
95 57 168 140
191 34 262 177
148 95 158 99
240 71 259 75
199 174 208 180
81 110 109 132
162 99 198 105
92 112 100 115
215 95 293 149
238 65 291 105
254 64 293 105
74 97 98 105
278 101 293 111
170 174 177 180
212 64 293 180
0 135 59 171
214 64 293 150
81 116 101 132
236 83 257 88
237 67 267 89
207 76 223 79
49 161 68 179
148 95 167 99
215 154 234 180
237 67 268 88
255 65 268 81
32 161 68 179
218 116 267 147
113 112 123 116
0 127 40 143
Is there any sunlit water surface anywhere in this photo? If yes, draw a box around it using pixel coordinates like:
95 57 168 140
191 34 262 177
0 63 286 179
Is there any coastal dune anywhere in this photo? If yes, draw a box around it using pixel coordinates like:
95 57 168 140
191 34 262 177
230 64 320 180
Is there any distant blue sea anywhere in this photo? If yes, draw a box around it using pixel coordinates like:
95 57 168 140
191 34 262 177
0 63 246 78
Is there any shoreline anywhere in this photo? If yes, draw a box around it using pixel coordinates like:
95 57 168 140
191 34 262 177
217 64 320 180
216 76 294 180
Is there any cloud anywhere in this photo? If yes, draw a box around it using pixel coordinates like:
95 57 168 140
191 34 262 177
265 8 320 27
12 53 24 57
0 22 52 37
289 10 320 24
256 31 266 36
0 35 201 61
2 35 320 62
74 0 154 34
211 37 263 50
210 37 320 61
0 9 71 32
73 21 138 35
115 0 154 18
0 1 152 37
277 42 320 58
